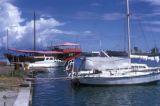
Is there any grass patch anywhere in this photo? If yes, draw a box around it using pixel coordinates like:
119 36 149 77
0 70 25 78
0 76 23 89
0 70 25 89
10 70 25 78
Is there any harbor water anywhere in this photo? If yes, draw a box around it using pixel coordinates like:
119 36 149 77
1 56 160 106
32 60 160 106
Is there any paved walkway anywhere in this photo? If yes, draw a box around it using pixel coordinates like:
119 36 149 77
0 90 18 106
13 82 32 106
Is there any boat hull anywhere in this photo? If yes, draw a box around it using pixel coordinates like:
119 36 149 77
29 62 65 68
77 72 160 85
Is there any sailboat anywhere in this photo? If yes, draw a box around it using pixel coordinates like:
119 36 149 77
65 0 160 85
4 12 82 66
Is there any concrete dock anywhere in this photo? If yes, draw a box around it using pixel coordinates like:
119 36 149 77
0 90 18 106
13 81 32 106
0 64 33 106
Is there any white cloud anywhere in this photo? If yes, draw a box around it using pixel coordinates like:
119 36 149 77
0 1 97 49
141 0 160 5
131 0 160 19
14 17 70 48
102 13 125 21
133 0 160 5
144 26 160 32
142 21 160 25
131 0 160 33
137 20 160 33
0 0 9 4
0 1 24 48
0 1 77 49
0 2 23 29
91 3 101 6
84 30 92 34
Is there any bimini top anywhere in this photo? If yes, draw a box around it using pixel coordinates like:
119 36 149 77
52 42 80 47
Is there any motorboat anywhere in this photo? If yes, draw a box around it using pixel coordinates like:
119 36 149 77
28 57 65 68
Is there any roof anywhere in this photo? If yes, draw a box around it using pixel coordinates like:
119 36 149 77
8 48 63 54
52 42 80 46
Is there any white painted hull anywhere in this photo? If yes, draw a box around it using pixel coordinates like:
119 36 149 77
29 62 65 68
76 72 160 85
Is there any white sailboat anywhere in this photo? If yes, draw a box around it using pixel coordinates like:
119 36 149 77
66 0 160 85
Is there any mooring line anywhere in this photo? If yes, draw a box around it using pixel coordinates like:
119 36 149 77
25 76 73 81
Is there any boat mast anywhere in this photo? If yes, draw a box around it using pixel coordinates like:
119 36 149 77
33 12 36 51
6 29 9 50
126 0 131 58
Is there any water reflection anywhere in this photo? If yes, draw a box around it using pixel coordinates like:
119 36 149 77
72 84 160 106
32 68 160 106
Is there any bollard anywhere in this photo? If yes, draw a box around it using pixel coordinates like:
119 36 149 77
14 63 20 70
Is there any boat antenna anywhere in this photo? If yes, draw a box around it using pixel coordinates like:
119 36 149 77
126 0 131 58
99 40 102 51
33 12 36 51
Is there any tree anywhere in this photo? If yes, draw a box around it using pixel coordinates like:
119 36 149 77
151 47 159 54
132 46 142 53
133 46 138 53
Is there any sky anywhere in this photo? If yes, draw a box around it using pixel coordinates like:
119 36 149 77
0 0 160 52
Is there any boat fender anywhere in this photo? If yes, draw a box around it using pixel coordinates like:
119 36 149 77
65 61 73 72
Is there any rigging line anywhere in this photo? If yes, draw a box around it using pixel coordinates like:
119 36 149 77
92 5 103 50
129 2 149 51
144 19 157 49
150 28 157 49
123 10 127 52
151 0 157 47
137 18 150 51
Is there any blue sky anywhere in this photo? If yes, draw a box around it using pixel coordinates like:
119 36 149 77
0 0 160 52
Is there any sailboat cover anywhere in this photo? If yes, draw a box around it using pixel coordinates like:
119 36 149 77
83 57 130 70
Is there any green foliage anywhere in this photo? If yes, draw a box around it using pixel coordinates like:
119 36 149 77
0 70 24 78
132 46 142 53
10 70 24 78
151 47 159 54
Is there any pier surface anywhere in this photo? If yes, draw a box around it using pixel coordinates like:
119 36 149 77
0 65 32 106
0 90 18 106
13 82 32 106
